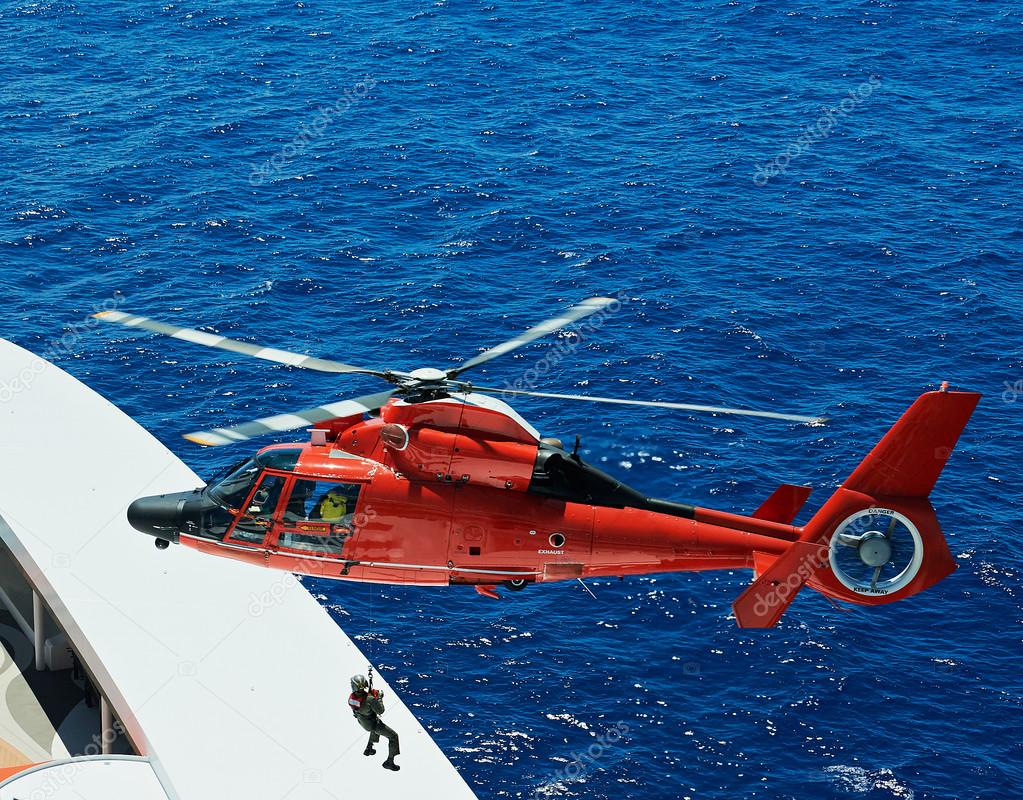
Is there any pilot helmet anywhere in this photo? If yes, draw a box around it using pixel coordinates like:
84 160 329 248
351 674 369 693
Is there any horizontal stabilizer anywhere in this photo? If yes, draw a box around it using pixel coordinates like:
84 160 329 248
733 541 829 627
752 484 812 524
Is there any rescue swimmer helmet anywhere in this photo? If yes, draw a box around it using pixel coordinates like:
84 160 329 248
351 674 369 693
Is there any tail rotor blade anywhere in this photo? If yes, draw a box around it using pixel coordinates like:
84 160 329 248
93 310 391 378
468 385 827 425
183 390 396 446
447 296 619 377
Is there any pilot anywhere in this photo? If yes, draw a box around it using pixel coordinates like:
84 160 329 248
348 674 400 771
286 480 314 521
317 488 349 523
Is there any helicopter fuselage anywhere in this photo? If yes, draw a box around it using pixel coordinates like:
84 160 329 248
99 301 977 624
130 393 797 592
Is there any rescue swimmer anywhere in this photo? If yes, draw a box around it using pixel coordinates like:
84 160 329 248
349 674 400 771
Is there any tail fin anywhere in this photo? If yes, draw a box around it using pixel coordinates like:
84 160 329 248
843 388 981 498
753 484 812 524
733 389 981 628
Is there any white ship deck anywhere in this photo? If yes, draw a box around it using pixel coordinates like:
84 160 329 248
0 338 477 799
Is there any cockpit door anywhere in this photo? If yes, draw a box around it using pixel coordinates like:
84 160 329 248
270 477 363 559
225 472 287 547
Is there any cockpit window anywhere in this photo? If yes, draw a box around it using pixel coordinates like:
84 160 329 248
205 457 247 489
207 459 260 510
276 478 363 556
255 448 302 472
284 479 361 526
229 473 286 546
247 476 285 517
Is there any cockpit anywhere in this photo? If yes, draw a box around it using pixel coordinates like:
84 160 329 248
128 447 366 558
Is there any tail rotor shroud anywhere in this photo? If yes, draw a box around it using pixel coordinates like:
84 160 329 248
829 508 923 595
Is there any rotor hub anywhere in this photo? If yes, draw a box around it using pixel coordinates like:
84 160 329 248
857 531 892 567
408 367 447 382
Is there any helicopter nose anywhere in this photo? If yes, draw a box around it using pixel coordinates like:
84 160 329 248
127 494 185 545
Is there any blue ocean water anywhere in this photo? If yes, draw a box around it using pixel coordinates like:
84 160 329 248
2 1 1021 797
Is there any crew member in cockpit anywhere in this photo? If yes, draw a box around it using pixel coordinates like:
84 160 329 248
317 487 349 523
286 480 314 520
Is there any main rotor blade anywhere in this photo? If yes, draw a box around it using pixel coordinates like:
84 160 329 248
468 386 828 425
447 296 619 377
183 390 396 447
93 310 390 378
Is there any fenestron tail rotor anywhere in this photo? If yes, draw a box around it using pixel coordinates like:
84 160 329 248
93 297 829 446
830 509 923 594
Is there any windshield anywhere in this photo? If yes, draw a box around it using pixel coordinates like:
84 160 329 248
207 459 261 510
205 457 248 490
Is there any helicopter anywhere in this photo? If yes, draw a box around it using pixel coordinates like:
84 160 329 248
93 298 979 627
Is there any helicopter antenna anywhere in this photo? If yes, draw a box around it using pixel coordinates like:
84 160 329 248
577 578 598 600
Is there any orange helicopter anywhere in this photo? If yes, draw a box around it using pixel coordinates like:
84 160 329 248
94 298 979 627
